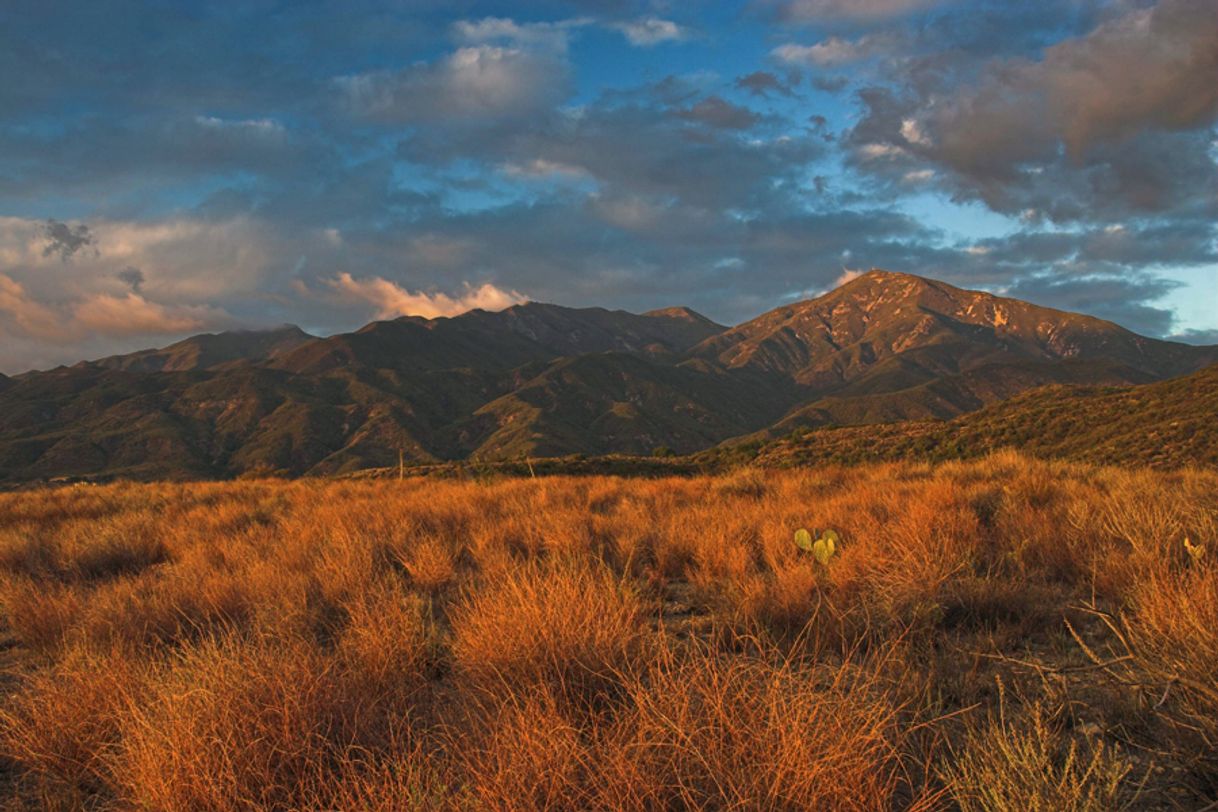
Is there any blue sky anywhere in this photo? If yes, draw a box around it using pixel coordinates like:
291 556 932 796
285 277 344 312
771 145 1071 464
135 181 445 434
0 0 1215 372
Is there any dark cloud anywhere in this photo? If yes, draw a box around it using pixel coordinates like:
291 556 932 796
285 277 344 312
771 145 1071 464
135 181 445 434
117 267 145 293
810 75 849 93
1169 328 1218 346
846 0 1218 224
41 220 97 262
675 96 761 130
735 71 796 97
396 79 825 213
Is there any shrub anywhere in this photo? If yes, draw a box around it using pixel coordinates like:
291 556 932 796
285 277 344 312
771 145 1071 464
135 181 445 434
450 559 647 708
943 703 1134 812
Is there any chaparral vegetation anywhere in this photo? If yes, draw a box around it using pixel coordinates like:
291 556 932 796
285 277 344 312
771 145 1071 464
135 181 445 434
0 451 1214 810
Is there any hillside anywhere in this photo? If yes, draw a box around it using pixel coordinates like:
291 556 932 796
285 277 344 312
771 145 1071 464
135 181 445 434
737 362 1218 470
0 271 1214 483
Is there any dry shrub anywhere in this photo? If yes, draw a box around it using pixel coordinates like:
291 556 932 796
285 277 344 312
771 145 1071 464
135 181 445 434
455 684 595 811
0 645 146 799
398 534 459 593
58 513 169 581
0 457 1208 809
1121 561 1218 777
312 747 461 811
943 704 1134 811
600 640 938 811
450 559 648 707
112 632 405 811
337 583 436 701
714 466 769 499
0 576 84 654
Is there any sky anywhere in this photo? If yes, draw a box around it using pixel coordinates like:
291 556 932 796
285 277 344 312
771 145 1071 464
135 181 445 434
0 0 1215 373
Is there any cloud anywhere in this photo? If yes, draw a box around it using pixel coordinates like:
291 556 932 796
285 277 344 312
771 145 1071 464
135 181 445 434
767 0 944 22
72 292 226 336
1169 327 1218 346
323 273 527 320
676 96 760 130
1 272 229 346
611 17 687 46
194 115 285 138
41 220 97 262
835 267 865 286
117 266 145 293
500 158 591 180
0 274 65 341
338 45 571 123
773 35 890 67
848 0 1218 223
452 16 587 51
1002 270 1183 338
932 0 1217 157
735 71 796 97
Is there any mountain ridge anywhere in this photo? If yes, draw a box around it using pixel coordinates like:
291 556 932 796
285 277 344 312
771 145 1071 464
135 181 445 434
1 270 1214 483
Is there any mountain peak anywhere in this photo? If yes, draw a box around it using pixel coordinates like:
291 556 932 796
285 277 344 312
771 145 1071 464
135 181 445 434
643 306 722 327
692 270 1213 386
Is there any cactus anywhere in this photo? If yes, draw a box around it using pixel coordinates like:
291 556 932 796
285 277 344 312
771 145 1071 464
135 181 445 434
794 527 840 565
1184 537 1205 563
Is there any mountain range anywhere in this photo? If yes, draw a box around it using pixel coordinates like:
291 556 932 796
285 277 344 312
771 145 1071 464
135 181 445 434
1 270 1214 483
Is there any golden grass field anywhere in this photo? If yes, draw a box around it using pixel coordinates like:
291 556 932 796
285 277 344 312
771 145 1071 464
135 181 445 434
0 451 1214 810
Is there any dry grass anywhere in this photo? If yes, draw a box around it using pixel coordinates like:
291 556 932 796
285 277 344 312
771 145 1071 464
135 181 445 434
942 702 1135 812
0 453 1213 809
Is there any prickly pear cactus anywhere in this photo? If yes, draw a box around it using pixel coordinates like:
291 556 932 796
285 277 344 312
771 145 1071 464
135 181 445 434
794 528 840 565
813 529 839 566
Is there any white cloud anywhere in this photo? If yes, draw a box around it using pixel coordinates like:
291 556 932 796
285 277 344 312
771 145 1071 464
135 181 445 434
194 115 285 138
773 37 870 67
835 267 865 287
338 45 570 122
452 17 587 51
501 158 591 179
857 143 907 160
324 273 527 320
611 17 687 47
900 117 931 146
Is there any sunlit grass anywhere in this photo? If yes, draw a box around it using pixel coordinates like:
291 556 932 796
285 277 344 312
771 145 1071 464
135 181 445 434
0 453 1214 809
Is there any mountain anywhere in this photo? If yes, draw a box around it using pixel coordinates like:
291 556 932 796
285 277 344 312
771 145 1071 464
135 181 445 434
271 303 724 375
694 270 1210 439
88 325 315 372
694 270 1202 385
0 271 1214 484
740 361 1218 470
